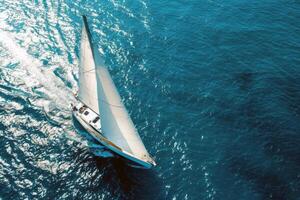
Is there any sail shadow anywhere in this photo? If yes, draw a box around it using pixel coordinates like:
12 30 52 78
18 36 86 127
71 142 163 199
94 157 163 200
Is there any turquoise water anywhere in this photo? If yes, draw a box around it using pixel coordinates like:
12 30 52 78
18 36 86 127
0 0 300 199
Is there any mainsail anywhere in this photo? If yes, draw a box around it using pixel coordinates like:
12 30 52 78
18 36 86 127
78 16 99 114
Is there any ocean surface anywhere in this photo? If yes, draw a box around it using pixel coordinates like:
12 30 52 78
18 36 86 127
0 0 300 199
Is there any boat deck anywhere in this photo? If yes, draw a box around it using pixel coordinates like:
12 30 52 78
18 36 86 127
72 101 155 168
73 102 101 132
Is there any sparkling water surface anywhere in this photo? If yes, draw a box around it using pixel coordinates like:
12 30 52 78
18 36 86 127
0 0 300 199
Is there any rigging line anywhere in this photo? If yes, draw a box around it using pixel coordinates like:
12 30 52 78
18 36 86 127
99 98 124 108
82 68 95 73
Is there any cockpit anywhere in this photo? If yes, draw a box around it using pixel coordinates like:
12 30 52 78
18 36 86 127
79 105 87 114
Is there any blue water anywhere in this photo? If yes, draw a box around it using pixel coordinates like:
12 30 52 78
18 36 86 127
0 0 300 199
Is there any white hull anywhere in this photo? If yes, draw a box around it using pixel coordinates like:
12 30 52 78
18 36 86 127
72 102 155 169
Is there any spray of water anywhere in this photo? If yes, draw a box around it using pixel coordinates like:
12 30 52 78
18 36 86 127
0 29 75 109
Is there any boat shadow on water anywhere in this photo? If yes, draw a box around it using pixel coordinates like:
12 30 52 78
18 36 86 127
95 157 162 200
72 116 163 200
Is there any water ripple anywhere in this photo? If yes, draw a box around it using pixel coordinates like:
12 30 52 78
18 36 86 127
1 0 300 199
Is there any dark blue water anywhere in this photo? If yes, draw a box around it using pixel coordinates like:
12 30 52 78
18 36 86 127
0 0 300 199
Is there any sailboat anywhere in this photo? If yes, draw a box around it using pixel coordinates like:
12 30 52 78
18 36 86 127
72 16 156 169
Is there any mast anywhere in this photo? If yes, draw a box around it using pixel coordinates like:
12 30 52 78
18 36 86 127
78 16 99 114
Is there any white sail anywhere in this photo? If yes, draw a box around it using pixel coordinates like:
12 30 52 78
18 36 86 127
78 17 99 113
93 50 151 160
